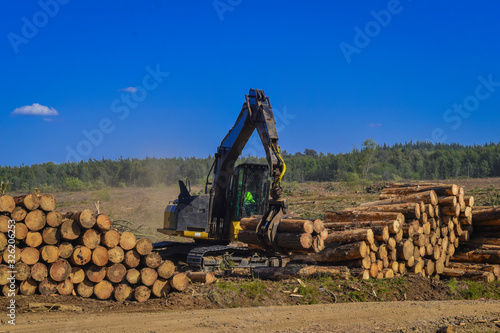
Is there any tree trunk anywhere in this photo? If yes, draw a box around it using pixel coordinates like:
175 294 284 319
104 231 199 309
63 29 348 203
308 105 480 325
169 273 189 292
143 251 162 268
42 227 60 245
95 214 112 231
157 260 175 279
39 278 58 296
108 246 125 264
366 190 438 206
0 194 15 213
14 193 40 211
58 242 74 259
354 203 421 219
152 278 171 298
80 229 101 249
113 283 133 303
40 245 59 263
123 250 141 268
46 211 63 227
14 222 28 240
50 259 72 282
30 262 48 282
65 210 96 229
324 211 404 224
136 238 153 256
57 279 74 296
276 233 313 251
451 249 500 264
324 228 374 245
107 263 127 283
126 269 141 284
140 267 158 287
11 206 27 222
14 262 30 281
21 247 41 265
60 219 81 241
133 285 151 302
19 279 37 295
396 239 414 261
86 265 107 283
102 230 121 248
70 245 92 266
438 196 457 206
94 280 114 300
76 279 94 298
25 210 46 231
186 271 217 284
25 231 42 247
120 231 137 250
325 220 400 234
291 241 367 263
39 194 57 212
70 267 85 284
471 207 500 222
114 283 133 302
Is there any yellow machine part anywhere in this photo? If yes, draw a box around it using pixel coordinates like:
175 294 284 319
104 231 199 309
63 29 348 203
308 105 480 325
183 231 209 239
230 221 242 242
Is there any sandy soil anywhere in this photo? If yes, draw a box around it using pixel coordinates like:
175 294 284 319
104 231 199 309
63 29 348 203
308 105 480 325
8 300 500 333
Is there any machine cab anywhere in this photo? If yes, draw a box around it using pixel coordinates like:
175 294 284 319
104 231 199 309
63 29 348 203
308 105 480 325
229 163 269 222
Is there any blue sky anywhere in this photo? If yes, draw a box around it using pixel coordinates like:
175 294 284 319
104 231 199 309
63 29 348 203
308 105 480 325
1 1 499 166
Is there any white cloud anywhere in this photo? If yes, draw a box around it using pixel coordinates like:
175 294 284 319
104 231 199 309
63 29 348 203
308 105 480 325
368 123 382 128
11 103 59 116
120 87 138 93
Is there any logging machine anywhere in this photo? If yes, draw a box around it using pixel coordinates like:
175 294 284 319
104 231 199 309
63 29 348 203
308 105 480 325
155 89 290 271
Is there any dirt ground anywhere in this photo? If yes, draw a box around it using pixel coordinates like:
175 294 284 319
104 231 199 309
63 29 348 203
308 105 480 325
7 300 500 333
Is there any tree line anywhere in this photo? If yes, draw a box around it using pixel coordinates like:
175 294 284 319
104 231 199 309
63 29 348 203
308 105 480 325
1 139 500 192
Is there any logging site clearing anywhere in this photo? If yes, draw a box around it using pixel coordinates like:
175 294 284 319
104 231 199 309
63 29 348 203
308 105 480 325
2 179 500 332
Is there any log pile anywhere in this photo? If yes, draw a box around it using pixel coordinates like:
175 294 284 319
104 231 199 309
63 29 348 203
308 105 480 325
290 183 483 280
0 192 190 302
447 206 500 282
238 216 326 253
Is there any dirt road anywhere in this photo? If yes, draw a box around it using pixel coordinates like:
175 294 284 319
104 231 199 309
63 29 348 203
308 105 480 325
7 300 500 333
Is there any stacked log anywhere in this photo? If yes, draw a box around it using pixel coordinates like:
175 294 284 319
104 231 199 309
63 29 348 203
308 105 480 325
292 183 477 280
238 216 326 253
0 192 190 302
447 206 500 281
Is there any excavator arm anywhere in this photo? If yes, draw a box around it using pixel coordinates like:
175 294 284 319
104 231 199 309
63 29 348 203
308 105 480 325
209 89 287 251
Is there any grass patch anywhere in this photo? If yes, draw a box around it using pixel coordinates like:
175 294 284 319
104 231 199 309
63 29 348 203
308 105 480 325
92 189 111 202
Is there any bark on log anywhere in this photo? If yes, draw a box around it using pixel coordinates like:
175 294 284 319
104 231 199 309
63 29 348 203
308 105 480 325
354 203 421 219
441 267 495 282
186 271 217 284
70 267 85 284
451 249 500 264
291 241 367 263
382 184 458 196
396 240 414 261
363 190 438 207
372 226 389 242
276 233 313 251
471 207 500 222
438 196 457 206
440 205 460 217
14 193 40 211
324 211 404 224
325 220 400 234
19 279 37 296
324 228 374 245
